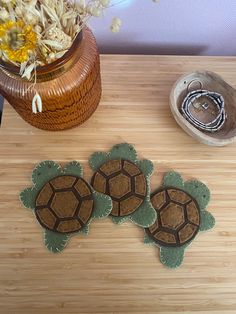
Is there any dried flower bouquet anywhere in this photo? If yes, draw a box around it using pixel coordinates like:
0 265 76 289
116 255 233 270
0 0 157 113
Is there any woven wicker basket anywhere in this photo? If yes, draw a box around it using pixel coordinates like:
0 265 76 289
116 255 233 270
0 28 101 131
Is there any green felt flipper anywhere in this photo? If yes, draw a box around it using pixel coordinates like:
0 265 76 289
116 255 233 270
163 171 184 189
137 159 154 177
184 180 210 211
32 161 63 190
44 230 70 253
63 161 83 177
110 203 156 227
89 152 109 171
91 191 113 219
144 232 156 245
19 187 38 210
131 199 157 228
77 225 90 235
160 246 186 269
110 143 137 162
200 211 215 231
111 216 129 225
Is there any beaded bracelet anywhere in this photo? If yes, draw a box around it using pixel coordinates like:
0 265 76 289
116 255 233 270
181 89 226 133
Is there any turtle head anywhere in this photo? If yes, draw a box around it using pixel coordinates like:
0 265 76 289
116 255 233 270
89 143 138 171
32 161 63 190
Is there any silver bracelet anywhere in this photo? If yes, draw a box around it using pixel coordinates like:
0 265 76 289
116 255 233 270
181 89 226 133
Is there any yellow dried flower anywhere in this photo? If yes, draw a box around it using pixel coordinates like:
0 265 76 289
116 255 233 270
0 20 37 63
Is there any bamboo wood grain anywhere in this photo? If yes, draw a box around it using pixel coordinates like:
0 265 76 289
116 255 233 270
0 55 236 314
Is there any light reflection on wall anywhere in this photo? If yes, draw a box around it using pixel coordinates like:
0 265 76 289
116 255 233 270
114 0 134 9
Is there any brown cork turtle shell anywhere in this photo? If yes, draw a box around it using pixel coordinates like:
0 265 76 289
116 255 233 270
146 187 201 247
35 175 94 234
91 159 147 217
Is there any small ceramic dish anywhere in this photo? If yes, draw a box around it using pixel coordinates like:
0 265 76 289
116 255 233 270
170 71 236 146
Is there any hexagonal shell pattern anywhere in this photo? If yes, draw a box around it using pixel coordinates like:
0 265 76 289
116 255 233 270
109 173 131 199
35 175 94 234
147 187 201 247
160 203 185 230
50 191 79 218
91 159 147 217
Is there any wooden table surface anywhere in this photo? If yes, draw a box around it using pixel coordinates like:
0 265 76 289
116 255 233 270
1 55 236 314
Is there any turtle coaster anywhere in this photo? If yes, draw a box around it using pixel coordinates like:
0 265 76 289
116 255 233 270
144 171 215 269
18 147 215 269
89 143 157 227
20 161 112 253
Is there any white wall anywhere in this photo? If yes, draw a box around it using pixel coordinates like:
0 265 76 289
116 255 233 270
90 0 236 56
